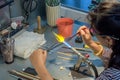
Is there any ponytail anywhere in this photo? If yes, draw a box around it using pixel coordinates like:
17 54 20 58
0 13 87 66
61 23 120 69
108 39 120 69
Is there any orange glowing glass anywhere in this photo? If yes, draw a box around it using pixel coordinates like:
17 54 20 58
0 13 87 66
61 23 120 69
53 32 65 42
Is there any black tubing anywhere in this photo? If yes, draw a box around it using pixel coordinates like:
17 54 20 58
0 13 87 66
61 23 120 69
89 63 99 78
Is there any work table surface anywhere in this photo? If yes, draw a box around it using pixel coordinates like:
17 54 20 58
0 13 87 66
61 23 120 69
0 21 104 80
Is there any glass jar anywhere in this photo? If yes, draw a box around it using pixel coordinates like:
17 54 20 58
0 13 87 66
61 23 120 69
1 38 14 64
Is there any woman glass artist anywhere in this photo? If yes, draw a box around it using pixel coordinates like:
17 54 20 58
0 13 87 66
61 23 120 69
29 0 120 80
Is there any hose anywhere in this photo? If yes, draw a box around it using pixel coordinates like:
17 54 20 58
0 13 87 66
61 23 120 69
22 0 38 20
89 62 99 78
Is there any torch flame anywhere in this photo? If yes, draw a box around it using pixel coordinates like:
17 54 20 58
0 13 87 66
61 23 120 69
53 32 65 42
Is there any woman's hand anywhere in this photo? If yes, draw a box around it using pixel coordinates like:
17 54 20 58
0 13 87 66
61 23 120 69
29 49 53 80
30 49 47 67
77 25 94 45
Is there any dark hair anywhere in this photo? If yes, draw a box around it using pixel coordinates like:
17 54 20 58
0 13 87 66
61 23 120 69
87 1 120 69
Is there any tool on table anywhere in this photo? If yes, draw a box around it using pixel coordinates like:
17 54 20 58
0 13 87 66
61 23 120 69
39 42 63 52
8 70 40 80
34 16 46 34
10 74 23 80
62 46 92 52
53 32 98 78
57 51 73 57
8 69 58 80
57 51 74 61
57 56 74 61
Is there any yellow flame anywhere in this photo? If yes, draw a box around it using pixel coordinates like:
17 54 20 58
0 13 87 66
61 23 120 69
53 32 65 42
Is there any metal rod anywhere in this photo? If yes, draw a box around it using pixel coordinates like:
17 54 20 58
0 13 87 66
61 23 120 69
19 71 40 79
8 70 40 80
71 47 85 58
10 74 23 80
63 41 85 58
62 46 92 52
57 51 72 56
66 32 79 41
45 43 63 52
57 56 74 60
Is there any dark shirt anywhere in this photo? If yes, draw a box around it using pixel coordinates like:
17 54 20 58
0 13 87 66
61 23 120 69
96 67 120 80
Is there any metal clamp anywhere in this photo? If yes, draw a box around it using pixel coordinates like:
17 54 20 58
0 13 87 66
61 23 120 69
72 53 98 78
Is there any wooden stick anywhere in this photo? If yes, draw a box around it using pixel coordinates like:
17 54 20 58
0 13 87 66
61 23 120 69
37 16 41 30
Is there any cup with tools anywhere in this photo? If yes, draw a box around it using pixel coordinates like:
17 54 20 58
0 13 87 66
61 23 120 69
0 38 15 64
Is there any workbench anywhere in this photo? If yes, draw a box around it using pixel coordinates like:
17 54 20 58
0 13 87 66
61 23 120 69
0 21 104 80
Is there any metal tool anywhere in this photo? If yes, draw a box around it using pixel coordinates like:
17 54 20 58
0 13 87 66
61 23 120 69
34 16 46 34
10 74 23 80
8 69 58 80
62 46 92 52
8 70 40 80
40 43 63 52
53 32 98 78
66 32 79 41
63 41 98 78
63 41 85 58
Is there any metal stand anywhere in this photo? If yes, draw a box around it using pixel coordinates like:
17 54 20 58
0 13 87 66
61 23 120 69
70 52 98 78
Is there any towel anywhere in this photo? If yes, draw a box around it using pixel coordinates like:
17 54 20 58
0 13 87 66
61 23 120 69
14 31 46 59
